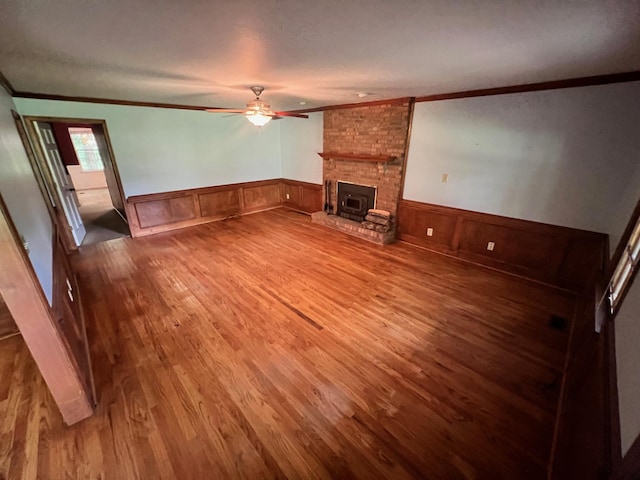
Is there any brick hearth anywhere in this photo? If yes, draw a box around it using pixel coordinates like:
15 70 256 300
311 211 396 245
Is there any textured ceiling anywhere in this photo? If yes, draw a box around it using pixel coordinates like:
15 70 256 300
1 0 639 110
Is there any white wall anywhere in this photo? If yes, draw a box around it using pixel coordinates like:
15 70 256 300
14 98 282 197
404 82 640 246
280 112 323 184
67 166 108 190
609 160 640 254
0 90 53 304
616 274 640 456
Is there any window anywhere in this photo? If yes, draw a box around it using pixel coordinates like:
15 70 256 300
609 217 640 313
68 127 104 171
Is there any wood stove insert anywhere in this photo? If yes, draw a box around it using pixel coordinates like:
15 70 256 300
336 181 376 222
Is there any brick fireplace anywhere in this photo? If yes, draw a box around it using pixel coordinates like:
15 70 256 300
312 99 413 244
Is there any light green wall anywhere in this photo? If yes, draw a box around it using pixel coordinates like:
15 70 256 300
404 81 640 250
15 98 283 197
280 112 323 184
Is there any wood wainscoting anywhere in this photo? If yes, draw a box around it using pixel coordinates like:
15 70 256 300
549 280 612 479
282 179 323 214
126 179 323 237
397 199 608 290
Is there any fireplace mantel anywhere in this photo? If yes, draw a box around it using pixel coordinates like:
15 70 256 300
317 152 396 163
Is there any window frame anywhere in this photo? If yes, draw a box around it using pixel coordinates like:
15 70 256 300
608 198 640 318
68 127 104 172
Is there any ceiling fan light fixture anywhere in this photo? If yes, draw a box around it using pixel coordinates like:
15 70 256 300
245 92 273 127
207 86 299 128
246 111 272 127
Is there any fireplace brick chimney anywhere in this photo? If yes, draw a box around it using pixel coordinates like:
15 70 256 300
322 100 412 218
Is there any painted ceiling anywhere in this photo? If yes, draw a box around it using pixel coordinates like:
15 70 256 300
1 0 639 110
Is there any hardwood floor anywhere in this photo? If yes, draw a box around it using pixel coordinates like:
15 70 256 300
0 295 18 339
1 208 575 479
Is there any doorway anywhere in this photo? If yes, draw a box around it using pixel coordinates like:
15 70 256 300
24 117 130 249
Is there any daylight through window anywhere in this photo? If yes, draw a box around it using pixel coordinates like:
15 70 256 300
609 217 640 313
69 127 104 171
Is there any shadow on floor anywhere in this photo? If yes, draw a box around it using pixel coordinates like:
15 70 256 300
78 188 130 246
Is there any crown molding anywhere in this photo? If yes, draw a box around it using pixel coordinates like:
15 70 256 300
4 70 640 112
11 90 231 112
0 71 16 96
415 70 640 103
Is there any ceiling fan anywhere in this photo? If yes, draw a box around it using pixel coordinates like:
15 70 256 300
207 86 308 127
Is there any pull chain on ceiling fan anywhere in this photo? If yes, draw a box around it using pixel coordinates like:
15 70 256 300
206 86 308 127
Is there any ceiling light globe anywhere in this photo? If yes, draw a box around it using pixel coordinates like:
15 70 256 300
247 113 271 127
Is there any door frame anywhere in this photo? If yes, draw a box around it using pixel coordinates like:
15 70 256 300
12 111 77 250
0 193 93 425
23 115 127 251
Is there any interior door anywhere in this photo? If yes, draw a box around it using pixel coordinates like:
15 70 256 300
52 230 97 406
0 193 94 423
35 122 86 246
92 125 126 218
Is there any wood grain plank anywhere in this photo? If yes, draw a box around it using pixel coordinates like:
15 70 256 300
242 184 282 211
1 209 577 479
199 189 241 218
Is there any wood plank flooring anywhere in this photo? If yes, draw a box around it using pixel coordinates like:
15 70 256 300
0 208 575 479
0 295 18 340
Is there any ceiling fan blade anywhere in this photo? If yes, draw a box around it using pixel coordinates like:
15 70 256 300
274 111 309 119
206 108 246 113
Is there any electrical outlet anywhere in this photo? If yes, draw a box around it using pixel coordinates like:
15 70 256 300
487 242 495 251
441 173 449 183
286 193 290 200
426 228 433 237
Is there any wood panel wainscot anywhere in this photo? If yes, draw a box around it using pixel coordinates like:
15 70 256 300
282 179 323 214
397 200 608 290
549 279 612 478
126 179 323 237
